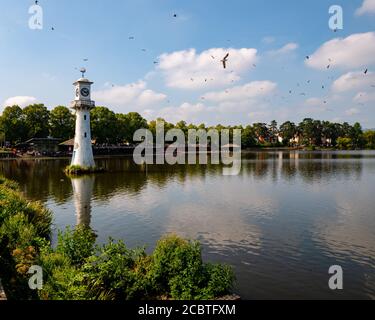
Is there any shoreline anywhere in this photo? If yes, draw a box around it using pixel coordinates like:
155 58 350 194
0 148 374 161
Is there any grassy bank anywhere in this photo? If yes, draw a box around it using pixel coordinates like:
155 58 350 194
64 165 106 175
0 176 235 300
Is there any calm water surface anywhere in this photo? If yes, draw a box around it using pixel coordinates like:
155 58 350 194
1 151 375 299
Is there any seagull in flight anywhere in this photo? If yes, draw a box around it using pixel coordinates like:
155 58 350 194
221 53 229 69
364 69 368 75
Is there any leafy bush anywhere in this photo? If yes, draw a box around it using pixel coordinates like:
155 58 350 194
81 240 151 300
55 226 96 265
337 137 353 150
151 235 235 300
38 232 235 300
0 177 52 300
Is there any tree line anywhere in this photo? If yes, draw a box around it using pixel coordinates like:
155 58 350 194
1 104 375 150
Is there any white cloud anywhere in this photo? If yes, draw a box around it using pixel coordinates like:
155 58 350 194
157 48 258 90
204 81 277 103
353 91 375 103
345 108 360 116
332 71 375 92
306 32 375 70
305 97 323 106
157 103 210 124
93 81 167 112
356 0 375 16
3 96 37 108
267 42 299 56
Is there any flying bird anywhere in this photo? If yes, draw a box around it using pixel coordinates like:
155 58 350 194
128 36 135 40
327 64 330 69
211 55 215 59
173 14 178 18
221 53 229 69
51 27 55 31
364 69 368 74
83 58 88 62
306 56 310 60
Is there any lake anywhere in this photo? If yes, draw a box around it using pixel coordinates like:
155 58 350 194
1 151 374 299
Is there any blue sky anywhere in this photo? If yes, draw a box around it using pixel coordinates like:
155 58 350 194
1 0 375 127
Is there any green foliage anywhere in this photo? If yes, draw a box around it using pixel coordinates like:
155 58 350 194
116 112 148 143
56 226 96 265
0 177 52 299
90 107 118 144
81 240 151 300
23 104 50 139
337 137 353 150
49 106 75 140
0 105 27 144
364 131 375 149
64 165 104 175
150 235 235 300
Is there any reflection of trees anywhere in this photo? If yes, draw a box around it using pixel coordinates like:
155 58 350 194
0 159 72 203
0 152 369 205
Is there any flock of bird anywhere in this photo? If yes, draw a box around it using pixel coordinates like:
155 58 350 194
33 0 373 109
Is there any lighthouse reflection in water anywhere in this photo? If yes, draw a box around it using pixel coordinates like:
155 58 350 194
70 176 95 228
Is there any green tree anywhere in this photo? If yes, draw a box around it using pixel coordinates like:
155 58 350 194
279 121 296 146
49 106 75 140
241 125 257 148
269 120 278 144
253 123 269 144
116 112 147 144
0 105 28 144
337 137 353 150
298 118 322 146
123 112 148 143
90 107 118 144
23 104 50 139
349 122 364 149
363 131 375 149
148 118 174 137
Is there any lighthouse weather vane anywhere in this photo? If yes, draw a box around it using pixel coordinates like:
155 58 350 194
80 67 86 78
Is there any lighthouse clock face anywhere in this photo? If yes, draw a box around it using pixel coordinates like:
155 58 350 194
80 87 90 97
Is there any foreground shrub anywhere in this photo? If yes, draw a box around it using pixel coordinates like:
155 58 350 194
151 235 235 300
0 177 52 300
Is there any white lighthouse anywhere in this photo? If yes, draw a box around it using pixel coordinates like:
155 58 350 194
70 68 95 168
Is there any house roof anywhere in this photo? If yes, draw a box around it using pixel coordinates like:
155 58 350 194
59 138 75 146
